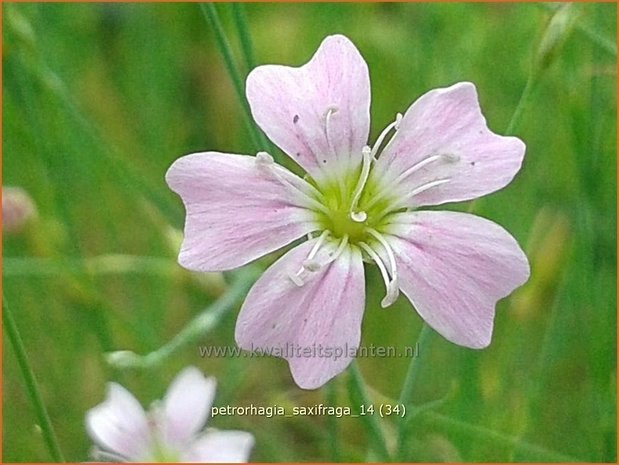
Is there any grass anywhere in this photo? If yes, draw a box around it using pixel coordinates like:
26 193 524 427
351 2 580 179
2 2 616 462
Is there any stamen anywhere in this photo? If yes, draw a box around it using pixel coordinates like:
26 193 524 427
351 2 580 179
256 151 275 166
323 235 349 266
349 146 373 221
255 152 330 215
367 229 400 307
367 228 398 284
370 178 451 218
401 178 451 203
323 104 349 197
358 242 400 308
306 230 330 261
324 105 339 158
289 272 305 287
364 152 459 212
289 230 330 286
371 113 403 159
91 447 129 462
288 233 350 286
393 152 460 186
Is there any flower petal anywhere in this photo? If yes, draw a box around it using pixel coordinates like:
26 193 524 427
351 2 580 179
246 34 370 183
183 430 255 463
166 152 319 271
384 211 530 348
235 239 366 389
85 383 151 460
161 366 217 446
371 82 525 207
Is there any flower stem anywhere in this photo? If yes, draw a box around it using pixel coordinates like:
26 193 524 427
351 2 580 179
347 362 391 461
395 323 433 460
325 381 341 461
199 3 271 153
106 266 260 370
3 296 65 462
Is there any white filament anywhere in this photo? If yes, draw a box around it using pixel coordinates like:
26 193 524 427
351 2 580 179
349 146 373 222
255 151 329 215
289 232 350 287
394 152 460 186
367 228 398 285
364 152 459 212
359 242 399 308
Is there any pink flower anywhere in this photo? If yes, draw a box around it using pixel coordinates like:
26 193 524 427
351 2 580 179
85 367 254 462
166 35 530 389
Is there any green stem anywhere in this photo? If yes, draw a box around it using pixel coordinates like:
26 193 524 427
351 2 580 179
395 323 433 460
3 296 65 462
106 266 260 369
199 3 270 153
505 74 537 136
231 3 256 71
325 381 341 461
348 362 391 461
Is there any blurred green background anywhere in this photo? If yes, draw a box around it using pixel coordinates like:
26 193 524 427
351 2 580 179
2 2 616 462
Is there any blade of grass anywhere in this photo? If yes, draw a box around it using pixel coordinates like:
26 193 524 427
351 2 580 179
538 2 616 57
3 296 65 462
418 410 583 462
230 3 256 71
395 323 434 460
199 3 272 154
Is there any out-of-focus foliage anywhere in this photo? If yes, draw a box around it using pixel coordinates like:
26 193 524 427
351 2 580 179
2 3 616 462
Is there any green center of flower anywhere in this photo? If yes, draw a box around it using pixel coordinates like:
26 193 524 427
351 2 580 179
148 439 182 462
313 167 393 245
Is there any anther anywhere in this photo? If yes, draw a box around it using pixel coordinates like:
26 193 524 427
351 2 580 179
255 151 274 167
288 272 305 287
325 105 339 117
371 113 403 159
441 152 460 163
394 112 403 130
302 259 322 272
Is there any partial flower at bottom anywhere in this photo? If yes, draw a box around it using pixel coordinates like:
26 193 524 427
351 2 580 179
166 34 530 389
85 366 254 462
